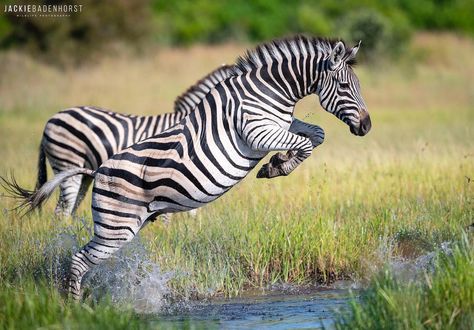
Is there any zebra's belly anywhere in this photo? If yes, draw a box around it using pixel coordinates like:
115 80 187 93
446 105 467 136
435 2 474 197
146 168 245 213
94 160 252 215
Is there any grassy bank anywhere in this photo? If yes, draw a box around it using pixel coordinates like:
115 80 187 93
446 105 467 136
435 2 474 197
0 33 473 325
335 235 474 329
0 282 144 330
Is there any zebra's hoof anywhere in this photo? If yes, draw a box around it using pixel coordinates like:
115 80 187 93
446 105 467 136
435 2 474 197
257 163 271 178
257 163 282 179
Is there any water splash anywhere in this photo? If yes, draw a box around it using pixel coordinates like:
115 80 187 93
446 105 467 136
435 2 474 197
389 241 452 283
85 237 173 314
366 235 453 284
41 217 174 314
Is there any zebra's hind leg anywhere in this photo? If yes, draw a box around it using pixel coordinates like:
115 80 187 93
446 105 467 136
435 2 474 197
68 216 140 300
55 174 83 217
70 176 93 215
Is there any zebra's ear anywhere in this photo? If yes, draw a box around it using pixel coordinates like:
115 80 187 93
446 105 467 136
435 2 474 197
329 41 346 70
346 40 361 62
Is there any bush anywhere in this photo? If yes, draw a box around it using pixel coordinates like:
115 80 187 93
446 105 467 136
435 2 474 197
337 9 412 61
1 0 151 65
296 4 332 37
394 0 474 35
152 0 299 44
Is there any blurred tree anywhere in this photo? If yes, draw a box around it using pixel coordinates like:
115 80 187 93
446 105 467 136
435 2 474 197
1 0 473 65
338 9 412 61
1 0 151 65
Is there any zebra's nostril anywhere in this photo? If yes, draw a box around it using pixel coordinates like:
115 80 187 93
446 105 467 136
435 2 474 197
360 113 371 134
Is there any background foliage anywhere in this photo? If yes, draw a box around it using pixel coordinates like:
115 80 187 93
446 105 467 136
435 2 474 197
1 0 473 64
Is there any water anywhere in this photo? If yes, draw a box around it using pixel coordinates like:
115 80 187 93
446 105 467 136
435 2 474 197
42 225 355 328
152 289 354 329
82 239 356 327
41 220 452 328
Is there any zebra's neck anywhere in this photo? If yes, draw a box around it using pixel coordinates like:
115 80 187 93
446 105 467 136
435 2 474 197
232 36 335 112
174 92 206 118
239 53 324 120
256 54 322 106
174 65 233 118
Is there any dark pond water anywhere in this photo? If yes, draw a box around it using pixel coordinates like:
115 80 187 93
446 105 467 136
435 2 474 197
152 288 355 329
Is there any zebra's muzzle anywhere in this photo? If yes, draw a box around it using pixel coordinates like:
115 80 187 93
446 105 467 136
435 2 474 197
350 110 371 136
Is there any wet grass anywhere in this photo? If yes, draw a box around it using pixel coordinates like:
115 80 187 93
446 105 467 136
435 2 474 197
0 33 473 327
335 235 474 330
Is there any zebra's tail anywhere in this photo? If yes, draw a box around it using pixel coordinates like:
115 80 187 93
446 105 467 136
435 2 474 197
35 143 47 190
0 168 95 216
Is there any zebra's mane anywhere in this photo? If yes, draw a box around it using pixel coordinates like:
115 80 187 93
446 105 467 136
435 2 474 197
173 64 234 113
232 35 353 75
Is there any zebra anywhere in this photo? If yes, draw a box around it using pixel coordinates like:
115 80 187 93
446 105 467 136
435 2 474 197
36 65 232 216
3 35 371 300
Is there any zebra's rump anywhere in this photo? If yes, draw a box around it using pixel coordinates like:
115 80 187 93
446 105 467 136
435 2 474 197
42 106 137 170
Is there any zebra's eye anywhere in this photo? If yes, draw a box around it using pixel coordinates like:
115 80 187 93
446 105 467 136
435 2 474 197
339 82 350 88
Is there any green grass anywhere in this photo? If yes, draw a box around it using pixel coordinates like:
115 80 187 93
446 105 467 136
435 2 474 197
335 235 474 330
0 282 146 330
0 33 473 327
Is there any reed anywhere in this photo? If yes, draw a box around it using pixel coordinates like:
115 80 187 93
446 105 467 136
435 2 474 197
335 235 474 330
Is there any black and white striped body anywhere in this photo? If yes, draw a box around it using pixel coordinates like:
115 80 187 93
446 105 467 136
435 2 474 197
68 37 370 299
39 65 232 216
5 36 371 299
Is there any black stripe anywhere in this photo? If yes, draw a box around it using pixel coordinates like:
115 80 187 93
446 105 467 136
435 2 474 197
48 118 103 166
81 107 122 149
93 218 136 234
43 132 87 160
97 167 206 202
92 205 141 220
95 234 128 241
186 111 231 189
207 90 252 171
64 110 114 157
92 187 149 207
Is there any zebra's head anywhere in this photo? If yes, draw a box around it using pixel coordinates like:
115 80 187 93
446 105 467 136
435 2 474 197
316 41 371 136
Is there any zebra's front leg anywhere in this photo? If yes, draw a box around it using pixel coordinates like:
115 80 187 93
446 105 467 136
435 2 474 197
256 150 294 178
289 118 325 149
243 123 313 179
256 119 325 178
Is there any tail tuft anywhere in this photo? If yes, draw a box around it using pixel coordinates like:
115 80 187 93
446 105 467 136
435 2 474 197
1 168 95 217
0 173 36 215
